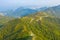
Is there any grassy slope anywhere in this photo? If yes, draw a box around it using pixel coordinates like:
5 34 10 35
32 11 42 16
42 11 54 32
0 15 14 24
0 12 60 40
0 15 14 28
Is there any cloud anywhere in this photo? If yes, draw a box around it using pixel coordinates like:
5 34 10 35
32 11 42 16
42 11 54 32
0 0 60 10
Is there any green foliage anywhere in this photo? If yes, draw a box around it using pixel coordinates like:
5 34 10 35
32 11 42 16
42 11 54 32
0 15 14 24
0 12 60 40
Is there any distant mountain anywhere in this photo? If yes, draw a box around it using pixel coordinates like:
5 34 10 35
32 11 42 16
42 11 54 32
10 5 60 18
43 5 60 17
6 7 48 17
12 7 37 17
36 7 48 11
0 9 13 17
0 7 37 18
0 5 60 18
0 12 60 40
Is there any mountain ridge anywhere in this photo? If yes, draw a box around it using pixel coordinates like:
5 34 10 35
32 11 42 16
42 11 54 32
0 5 60 18
0 12 60 40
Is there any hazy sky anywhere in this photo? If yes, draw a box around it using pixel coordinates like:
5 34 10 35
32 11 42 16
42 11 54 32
0 0 60 11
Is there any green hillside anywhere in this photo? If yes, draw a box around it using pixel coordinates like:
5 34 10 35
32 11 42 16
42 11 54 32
0 15 14 25
0 12 60 40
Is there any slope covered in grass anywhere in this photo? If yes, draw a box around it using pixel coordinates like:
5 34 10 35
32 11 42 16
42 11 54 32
0 15 14 24
0 12 60 40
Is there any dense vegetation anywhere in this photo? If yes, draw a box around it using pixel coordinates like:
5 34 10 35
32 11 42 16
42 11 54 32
0 12 60 40
0 15 14 24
